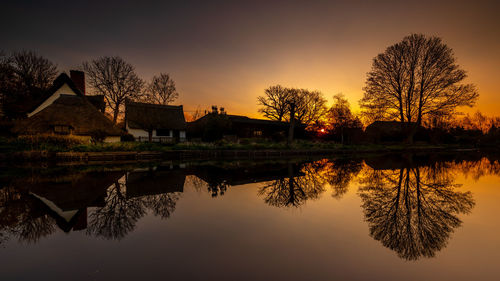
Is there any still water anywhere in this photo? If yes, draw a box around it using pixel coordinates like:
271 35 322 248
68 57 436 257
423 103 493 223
0 152 499 280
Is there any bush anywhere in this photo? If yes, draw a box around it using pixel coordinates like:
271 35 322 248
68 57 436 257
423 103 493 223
89 129 107 144
121 133 135 142
17 134 83 150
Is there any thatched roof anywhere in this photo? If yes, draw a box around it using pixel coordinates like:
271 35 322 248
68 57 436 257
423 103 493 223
14 94 122 136
26 73 86 113
125 101 186 130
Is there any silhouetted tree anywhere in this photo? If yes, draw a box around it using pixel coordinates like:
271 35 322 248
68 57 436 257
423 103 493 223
259 86 326 144
0 50 58 118
358 165 474 260
143 73 178 105
83 56 144 123
257 85 291 122
326 94 362 144
360 34 478 143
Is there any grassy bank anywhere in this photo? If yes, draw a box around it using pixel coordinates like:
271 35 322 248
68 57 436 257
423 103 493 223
0 135 459 154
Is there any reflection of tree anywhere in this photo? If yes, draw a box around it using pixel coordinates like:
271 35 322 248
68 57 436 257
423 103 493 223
258 162 325 208
312 159 362 199
87 173 183 240
186 174 228 198
359 166 475 260
87 180 146 240
143 193 180 219
0 187 56 245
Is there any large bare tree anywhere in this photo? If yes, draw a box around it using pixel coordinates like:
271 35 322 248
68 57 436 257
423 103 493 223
83 56 144 123
360 34 478 142
144 73 178 105
258 85 327 144
257 85 291 121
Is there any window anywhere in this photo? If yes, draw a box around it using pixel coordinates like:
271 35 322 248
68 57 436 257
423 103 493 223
156 129 172 137
253 130 263 137
53 125 72 135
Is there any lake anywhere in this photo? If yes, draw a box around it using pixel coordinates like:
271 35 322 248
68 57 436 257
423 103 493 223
1 152 499 281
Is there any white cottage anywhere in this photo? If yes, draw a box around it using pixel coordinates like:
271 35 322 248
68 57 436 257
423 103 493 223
125 101 187 142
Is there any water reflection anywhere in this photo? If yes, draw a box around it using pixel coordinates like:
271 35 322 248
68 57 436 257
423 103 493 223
1 153 499 261
359 163 475 260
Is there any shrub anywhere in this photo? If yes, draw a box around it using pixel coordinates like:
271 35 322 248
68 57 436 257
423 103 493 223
121 133 135 142
17 134 83 150
89 129 108 144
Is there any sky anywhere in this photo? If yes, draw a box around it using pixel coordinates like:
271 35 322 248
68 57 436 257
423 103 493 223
1 0 499 118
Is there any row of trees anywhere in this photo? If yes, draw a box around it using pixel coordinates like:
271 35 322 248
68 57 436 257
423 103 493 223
257 34 481 144
0 51 179 123
257 85 363 143
83 57 179 123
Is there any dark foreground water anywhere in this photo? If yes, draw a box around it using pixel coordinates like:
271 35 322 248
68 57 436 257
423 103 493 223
1 152 499 281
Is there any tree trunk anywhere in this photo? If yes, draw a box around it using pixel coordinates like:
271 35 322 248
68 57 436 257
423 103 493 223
287 103 296 147
112 107 119 124
148 130 153 143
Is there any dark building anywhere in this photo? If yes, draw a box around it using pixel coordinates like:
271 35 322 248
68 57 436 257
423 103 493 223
188 111 306 141
125 101 187 142
13 72 122 142
364 121 429 143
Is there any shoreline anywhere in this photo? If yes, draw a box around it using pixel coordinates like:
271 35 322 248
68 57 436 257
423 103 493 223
0 145 483 163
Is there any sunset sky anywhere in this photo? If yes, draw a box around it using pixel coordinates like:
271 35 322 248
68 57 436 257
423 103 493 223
1 0 499 118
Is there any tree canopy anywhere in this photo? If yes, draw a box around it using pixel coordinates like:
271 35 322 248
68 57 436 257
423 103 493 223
83 56 144 123
143 73 178 105
0 50 58 119
257 85 327 126
360 34 478 141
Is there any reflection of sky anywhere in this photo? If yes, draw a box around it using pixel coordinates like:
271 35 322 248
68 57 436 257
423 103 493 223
0 161 499 280
1 0 499 117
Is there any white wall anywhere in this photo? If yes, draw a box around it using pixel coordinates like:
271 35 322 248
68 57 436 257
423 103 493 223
28 83 77 117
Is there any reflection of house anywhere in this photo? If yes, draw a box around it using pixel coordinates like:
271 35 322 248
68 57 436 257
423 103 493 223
125 101 187 142
28 171 125 232
14 71 122 142
126 167 186 198
190 162 303 186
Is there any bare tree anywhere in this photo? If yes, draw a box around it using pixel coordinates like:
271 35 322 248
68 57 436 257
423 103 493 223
326 94 362 144
360 34 478 142
0 50 58 118
257 85 291 121
83 56 144 123
144 73 178 105
292 89 328 125
258 85 327 144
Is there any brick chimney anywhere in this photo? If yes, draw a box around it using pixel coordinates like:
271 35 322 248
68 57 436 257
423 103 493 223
70 70 85 95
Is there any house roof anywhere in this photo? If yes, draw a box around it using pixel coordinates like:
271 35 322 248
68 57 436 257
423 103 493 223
125 101 186 130
365 121 419 132
27 73 85 113
191 113 293 127
226 115 290 126
14 94 123 136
